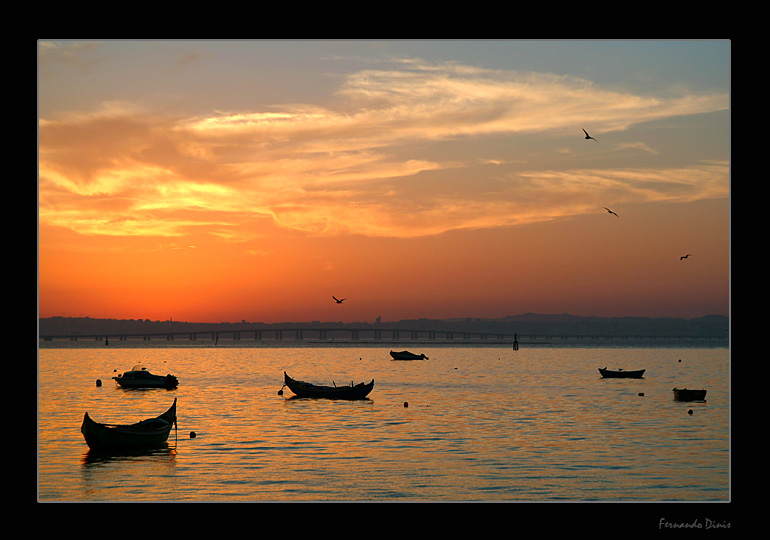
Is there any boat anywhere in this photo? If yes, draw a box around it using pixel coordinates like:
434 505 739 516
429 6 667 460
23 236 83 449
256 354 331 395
673 388 707 401
113 364 179 388
282 371 374 400
598 367 645 379
390 350 428 360
81 399 177 451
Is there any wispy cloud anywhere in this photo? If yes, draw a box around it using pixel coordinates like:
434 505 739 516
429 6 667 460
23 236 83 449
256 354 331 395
38 59 729 240
38 40 103 71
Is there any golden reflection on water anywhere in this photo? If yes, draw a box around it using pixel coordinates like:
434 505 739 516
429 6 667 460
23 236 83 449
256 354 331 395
38 344 729 501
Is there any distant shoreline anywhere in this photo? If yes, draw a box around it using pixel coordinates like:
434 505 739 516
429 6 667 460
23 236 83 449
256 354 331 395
38 313 730 345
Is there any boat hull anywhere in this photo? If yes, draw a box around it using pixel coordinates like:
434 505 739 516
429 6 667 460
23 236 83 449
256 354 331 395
673 388 707 401
283 372 374 400
390 350 428 360
113 372 179 388
81 399 177 450
599 368 645 379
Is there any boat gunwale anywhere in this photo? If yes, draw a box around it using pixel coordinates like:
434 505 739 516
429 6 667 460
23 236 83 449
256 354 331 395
673 387 708 401
598 367 646 379
113 370 179 389
283 372 374 399
390 350 428 360
81 399 177 450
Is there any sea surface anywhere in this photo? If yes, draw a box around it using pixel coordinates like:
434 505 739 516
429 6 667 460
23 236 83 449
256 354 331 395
37 341 730 503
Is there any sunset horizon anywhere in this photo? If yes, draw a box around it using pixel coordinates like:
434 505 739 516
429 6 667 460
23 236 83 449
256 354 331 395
38 40 730 326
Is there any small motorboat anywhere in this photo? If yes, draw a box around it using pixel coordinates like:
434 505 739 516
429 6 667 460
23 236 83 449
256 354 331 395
282 372 374 400
81 399 177 451
598 367 645 379
390 350 428 360
113 364 179 389
673 388 707 401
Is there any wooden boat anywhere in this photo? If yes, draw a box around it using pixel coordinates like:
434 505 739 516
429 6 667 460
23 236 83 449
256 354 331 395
598 367 645 379
673 388 707 401
390 350 428 360
81 399 177 451
113 364 179 389
282 372 374 400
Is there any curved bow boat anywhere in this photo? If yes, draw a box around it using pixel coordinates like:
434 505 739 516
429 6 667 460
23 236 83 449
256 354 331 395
81 399 177 450
283 372 374 400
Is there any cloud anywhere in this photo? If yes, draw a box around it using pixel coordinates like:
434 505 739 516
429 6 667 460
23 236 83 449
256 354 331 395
38 59 729 240
38 41 102 65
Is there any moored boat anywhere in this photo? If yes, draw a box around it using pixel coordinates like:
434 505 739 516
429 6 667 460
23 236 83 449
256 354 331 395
673 388 707 401
282 371 374 400
598 367 645 379
113 364 179 388
390 350 428 360
81 399 177 451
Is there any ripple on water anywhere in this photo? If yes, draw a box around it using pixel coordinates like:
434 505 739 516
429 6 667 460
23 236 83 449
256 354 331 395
39 345 729 501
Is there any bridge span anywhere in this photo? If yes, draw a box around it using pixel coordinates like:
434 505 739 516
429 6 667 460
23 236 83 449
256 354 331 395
39 326 719 345
41 326 519 343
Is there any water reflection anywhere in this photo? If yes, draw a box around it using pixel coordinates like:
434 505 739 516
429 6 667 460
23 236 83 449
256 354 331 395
82 443 178 466
281 395 373 403
80 444 179 501
39 345 728 501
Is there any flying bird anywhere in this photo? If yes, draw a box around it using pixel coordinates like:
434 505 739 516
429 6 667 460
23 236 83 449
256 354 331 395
603 207 619 217
680 254 692 260
583 129 599 142
333 296 346 304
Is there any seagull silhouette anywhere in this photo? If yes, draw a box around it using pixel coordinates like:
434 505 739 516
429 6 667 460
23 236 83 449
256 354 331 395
680 254 692 260
333 296 346 304
603 207 619 217
583 129 599 142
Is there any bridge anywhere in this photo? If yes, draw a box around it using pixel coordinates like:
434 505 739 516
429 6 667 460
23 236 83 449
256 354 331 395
40 326 518 342
38 326 723 345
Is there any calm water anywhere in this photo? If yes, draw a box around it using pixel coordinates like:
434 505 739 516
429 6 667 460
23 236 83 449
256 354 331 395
38 342 730 502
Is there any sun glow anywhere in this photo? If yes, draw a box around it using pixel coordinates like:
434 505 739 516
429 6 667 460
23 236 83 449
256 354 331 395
38 41 730 322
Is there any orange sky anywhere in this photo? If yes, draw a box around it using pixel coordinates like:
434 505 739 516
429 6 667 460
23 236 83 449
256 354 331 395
38 40 730 323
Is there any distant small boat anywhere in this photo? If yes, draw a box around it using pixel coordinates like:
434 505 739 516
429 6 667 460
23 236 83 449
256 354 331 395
282 372 374 400
673 388 707 401
390 350 428 360
113 364 179 389
81 399 177 451
599 367 645 379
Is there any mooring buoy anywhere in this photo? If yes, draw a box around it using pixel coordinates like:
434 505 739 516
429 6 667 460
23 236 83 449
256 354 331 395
96 379 102 387
190 431 197 438
404 402 409 408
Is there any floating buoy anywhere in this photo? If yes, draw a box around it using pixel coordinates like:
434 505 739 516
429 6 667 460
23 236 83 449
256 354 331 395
688 409 693 415
190 431 197 438
96 379 102 387
638 392 644 396
678 359 682 362
404 402 409 408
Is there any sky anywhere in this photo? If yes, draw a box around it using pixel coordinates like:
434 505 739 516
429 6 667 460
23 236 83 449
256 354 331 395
38 40 730 324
